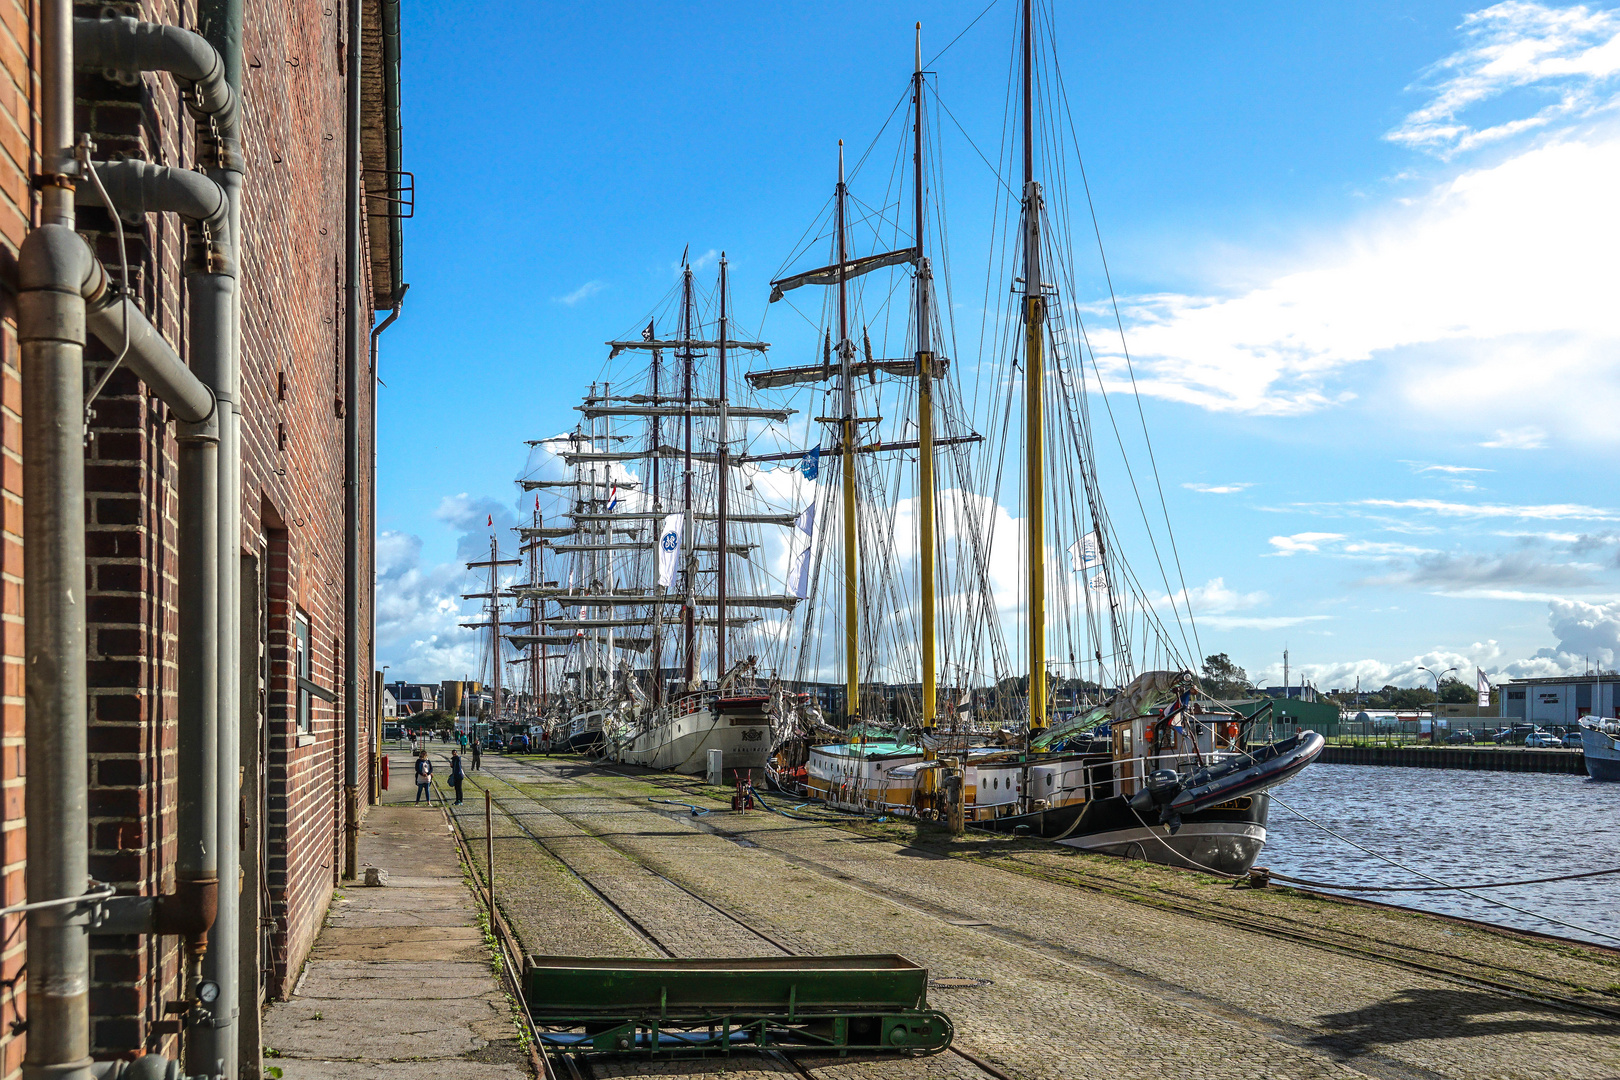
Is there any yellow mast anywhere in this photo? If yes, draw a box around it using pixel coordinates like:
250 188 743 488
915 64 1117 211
837 140 860 727
1022 0 1048 731
914 24 936 730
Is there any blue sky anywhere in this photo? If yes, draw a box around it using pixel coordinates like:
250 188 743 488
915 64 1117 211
376 1 1620 690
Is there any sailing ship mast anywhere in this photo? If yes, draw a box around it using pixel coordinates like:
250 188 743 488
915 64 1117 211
680 264 697 689
914 24 937 730
836 141 860 725
1022 0 1048 731
716 256 731 680
463 538 520 723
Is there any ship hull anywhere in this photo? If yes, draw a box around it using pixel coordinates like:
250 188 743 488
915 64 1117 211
1580 724 1620 781
615 695 771 776
975 793 1270 876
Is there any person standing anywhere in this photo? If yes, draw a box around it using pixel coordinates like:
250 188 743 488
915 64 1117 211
449 750 465 806
470 739 482 772
414 750 433 804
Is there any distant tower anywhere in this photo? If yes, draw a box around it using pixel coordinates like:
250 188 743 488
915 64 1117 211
1283 648 1290 699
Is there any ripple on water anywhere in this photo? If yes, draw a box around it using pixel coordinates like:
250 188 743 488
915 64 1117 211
1260 763 1620 947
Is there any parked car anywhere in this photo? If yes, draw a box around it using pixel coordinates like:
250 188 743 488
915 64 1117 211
1493 723 1537 745
1562 729 1584 748
1443 730 1476 744
1524 731 1563 748
508 733 531 753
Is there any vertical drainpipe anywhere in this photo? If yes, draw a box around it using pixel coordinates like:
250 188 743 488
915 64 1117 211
196 0 243 1075
20 1 91 1074
342 0 364 880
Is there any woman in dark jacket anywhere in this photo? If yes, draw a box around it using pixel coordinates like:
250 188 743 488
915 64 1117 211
414 751 432 804
449 750 465 805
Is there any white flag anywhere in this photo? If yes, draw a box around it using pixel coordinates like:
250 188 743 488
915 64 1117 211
656 512 684 589
1069 531 1102 573
790 503 817 600
1088 570 1109 593
1476 667 1491 708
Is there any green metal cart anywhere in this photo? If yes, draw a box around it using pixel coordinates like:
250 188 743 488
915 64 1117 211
524 954 954 1057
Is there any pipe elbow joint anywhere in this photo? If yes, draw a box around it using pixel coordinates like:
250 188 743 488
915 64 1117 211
74 17 238 139
18 224 103 296
83 159 229 242
154 877 217 943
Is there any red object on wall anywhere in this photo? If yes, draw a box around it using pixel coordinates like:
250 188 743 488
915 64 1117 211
381 755 390 791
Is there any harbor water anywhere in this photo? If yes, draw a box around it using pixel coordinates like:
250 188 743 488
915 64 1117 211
1262 763 1620 947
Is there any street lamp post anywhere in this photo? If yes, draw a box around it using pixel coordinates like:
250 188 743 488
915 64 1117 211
1418 665 1458 744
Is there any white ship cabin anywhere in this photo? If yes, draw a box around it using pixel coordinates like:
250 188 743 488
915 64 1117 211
1110 706 1243 799
806 741 925 810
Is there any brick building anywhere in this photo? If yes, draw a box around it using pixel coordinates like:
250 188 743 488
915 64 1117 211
0 0 405 1077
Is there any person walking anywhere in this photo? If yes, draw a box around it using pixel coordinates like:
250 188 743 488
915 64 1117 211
470 739 482 772
449 750 465 806
414 750 433 804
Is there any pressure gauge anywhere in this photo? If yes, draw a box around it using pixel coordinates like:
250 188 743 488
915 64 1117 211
197 980 220 1005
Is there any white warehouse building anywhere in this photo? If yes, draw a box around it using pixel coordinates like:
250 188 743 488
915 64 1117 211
1499 674 1620 725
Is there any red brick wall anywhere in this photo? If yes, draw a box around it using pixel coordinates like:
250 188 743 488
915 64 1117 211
0 0 32 1073
0 0 381 1059
237 0 376 1000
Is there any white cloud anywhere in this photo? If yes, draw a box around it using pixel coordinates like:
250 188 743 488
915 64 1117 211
1388 1 1620 155
1183 482 1253 494
375 530 480 683
1202 614 1332 631
1268 531 1346 555
1411 463 1492 475
1479 425 1548 449
1097 132 1620 422
1359 498 1620 521
1269 642 1505 690
554 280 606 306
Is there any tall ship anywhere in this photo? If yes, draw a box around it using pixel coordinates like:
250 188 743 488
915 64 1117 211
511 257 807 775
767 8 1320 875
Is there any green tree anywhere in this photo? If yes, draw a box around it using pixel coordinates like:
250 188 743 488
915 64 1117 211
1437 676 1474 703
1201 653 1254 699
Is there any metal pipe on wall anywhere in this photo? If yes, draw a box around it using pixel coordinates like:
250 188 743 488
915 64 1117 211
368 288 406 802
68 12 242 1075
342 0 365 880
19 0 93 1071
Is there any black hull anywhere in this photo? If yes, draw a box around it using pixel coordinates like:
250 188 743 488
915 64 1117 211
565 730 603 754
977 793 1271 876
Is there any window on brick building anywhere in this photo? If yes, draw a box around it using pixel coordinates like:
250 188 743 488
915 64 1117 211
294 611 312 734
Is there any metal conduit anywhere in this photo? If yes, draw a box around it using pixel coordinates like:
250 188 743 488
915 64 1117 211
20 0 94 1071
22 8 238 1078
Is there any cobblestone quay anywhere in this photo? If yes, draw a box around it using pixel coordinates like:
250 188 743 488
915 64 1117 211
432 751 1620 1080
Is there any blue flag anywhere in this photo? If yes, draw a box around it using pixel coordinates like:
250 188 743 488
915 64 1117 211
799 446 821 481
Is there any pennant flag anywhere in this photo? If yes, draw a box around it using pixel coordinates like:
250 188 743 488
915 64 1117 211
799 446 822 482
487 514 493 527
606 484 619 512
1068 531 1102 573
1476 667 1491 708
656 512 684 588
790 504 818 599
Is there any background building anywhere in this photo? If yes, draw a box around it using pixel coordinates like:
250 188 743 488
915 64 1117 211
1499 675 1620 724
